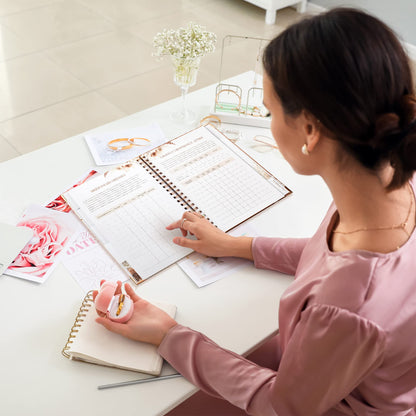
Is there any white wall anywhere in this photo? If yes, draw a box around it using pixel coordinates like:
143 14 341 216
310 0 416 46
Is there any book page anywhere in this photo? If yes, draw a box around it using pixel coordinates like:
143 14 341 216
63 161 192 282
143 126 290 231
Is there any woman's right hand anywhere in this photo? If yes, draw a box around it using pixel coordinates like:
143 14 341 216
166 211 254 260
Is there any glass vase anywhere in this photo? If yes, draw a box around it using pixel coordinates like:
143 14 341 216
170 56 201 123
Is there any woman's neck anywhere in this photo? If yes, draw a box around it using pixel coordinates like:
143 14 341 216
322 164 415 252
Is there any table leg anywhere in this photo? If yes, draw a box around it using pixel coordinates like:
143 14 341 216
265 8 276 24
297 0 307 13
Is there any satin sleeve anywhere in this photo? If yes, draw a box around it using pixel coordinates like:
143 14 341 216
158 305 386 416
252 237 309 275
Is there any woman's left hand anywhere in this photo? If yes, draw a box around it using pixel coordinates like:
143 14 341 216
93 281 177 347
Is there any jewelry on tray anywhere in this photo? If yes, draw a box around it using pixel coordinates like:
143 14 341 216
215 88 242 112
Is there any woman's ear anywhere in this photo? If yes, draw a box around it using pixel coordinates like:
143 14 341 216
303 111 321 153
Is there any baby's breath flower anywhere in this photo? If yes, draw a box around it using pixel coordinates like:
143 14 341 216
153 22 216 60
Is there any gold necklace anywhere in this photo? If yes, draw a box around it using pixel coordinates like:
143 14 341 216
332 184 414 238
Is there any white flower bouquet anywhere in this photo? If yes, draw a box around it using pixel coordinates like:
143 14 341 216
153 22 216 60
153 22 216 87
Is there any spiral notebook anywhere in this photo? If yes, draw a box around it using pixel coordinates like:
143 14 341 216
63 125 291 284
62 291 176 375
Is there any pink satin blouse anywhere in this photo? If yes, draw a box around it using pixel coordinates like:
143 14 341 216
159 182 416 416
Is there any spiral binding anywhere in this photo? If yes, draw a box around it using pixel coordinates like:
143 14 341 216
139 156 198 212
144 155 218 223
62 291 94 359
140 155 215 224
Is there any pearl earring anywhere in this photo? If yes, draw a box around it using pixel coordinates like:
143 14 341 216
301 144 309 155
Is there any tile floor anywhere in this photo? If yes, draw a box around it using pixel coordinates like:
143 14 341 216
0 0 305 162
0 1 413 163
0 0 306 162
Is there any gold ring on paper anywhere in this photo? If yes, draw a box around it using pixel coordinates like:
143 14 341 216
107 138 134 151
107 137 150 151
215 89 242 112
128 137 150 146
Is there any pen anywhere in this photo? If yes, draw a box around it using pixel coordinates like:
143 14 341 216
97 373 182 390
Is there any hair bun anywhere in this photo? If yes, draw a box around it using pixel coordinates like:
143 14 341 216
397 119 416 166
399 94 416 126
370 97 416 189
388 98 416 188
371 113 401 154
372 95 416 152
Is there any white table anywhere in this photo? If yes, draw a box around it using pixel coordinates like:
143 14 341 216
0 74 331 416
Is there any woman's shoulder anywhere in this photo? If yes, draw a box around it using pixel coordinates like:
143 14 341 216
307 252 378 311
308 241 416 321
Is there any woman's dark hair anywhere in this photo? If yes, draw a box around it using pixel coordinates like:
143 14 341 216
263 8 416 189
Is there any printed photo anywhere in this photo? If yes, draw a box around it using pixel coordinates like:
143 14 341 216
6 205 82 283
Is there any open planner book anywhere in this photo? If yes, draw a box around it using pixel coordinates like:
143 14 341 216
63 125 291 284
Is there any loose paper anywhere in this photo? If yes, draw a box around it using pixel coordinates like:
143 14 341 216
85 123 166 166
177 223 257 287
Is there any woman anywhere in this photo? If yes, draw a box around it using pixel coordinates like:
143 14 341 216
95 8 416 415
